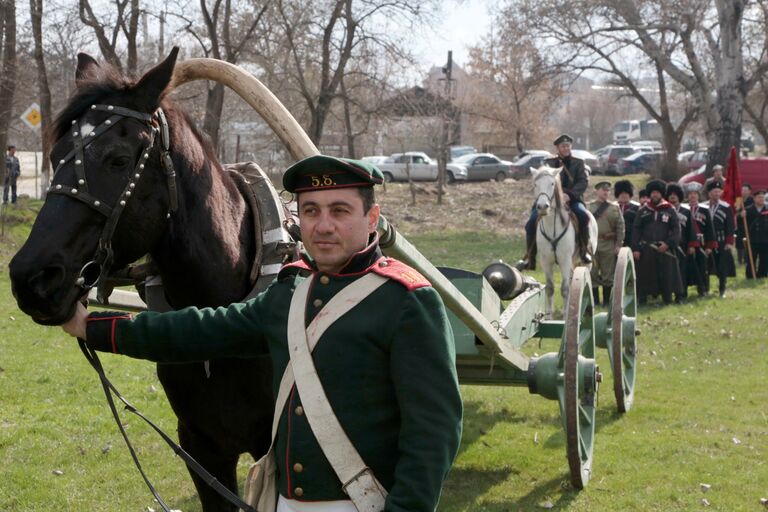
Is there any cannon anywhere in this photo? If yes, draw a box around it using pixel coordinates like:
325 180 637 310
86 57 638 491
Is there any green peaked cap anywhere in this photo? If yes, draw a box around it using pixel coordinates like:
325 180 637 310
283 155 384 193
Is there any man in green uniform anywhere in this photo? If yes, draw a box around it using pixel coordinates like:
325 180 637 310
587 181 625 306
61 155 463 512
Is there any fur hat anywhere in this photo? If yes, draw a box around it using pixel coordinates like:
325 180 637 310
685 182 703 196
665 182 685 201
613 179 634 198
706 179 724 192
646 179 667 195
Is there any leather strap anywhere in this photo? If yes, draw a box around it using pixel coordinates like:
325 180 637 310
281 274 389 510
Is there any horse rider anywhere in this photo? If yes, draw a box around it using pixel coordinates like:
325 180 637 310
587 181 625 306
517 134 591 270
61 155 463 512
614 179 639 246
631 179 682 305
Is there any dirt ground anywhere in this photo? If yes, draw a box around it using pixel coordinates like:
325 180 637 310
376 178 586 238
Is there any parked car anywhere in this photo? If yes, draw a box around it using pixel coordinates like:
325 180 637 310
361 155 388 165
619 151 665 175
451 152 513 182
449 145 477 161
377 152 468 183
508 151 553 179
571 149 600 172
679 158 768 191
680 148 708 173
601 145 654 175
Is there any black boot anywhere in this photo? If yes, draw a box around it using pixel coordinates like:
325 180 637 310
592 287 600 305
515 231 537 271
579 229 592 264
602 286 612 306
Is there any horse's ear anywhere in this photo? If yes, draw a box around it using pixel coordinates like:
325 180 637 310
530 166 538 177
75 53 100 87
134 47 180 108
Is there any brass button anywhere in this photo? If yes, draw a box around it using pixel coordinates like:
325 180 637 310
313 298 323 308
319 275 330 285
294 487 304 497
295 405 304 416
293 462 304 473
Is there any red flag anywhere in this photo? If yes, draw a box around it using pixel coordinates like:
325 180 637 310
723 146 742 208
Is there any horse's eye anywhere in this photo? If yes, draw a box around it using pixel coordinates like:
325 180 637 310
110 155 131 168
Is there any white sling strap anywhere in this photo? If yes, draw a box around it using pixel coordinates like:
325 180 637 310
271 273 389 511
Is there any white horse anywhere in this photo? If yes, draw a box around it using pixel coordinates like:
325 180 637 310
530 165 598 316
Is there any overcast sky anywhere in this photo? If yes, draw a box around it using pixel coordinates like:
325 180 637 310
416 0 493 69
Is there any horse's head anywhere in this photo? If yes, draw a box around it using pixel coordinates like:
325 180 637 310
10 49 181 325
531 165 562 216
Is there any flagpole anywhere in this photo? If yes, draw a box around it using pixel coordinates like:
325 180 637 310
742 209 757 278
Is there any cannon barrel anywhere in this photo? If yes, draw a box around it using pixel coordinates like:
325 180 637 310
378 216 529 371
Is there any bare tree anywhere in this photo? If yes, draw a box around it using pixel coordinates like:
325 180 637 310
173 0 271 150
30 0 52 197
78 0 141 75
273 0 432 145
465 14 566 154
0 0 17 154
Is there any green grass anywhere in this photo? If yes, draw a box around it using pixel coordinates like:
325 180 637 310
2 199 768 511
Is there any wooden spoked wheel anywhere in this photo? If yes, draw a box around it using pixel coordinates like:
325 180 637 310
610 247 638 413
559 266 598 489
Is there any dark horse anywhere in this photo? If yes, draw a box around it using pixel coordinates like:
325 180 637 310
9 49 275 511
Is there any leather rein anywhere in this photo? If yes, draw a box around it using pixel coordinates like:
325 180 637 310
51 103 255 512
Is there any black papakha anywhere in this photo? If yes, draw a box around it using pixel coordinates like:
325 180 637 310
283 155 384 193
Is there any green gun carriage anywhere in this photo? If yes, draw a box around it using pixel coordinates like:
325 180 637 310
91 57 639 491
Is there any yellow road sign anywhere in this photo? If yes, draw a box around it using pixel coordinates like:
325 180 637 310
21 103 42 130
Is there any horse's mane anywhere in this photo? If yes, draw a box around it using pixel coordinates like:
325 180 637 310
50 67 132 145
49 64 220 173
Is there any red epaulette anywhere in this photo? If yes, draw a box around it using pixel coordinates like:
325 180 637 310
280 259 312 272
369 257 431 291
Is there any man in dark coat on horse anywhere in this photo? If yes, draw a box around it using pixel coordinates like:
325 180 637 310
631 179 683 305
614 179 639 247
518 134 591 270
665 182 693 303
706 179 736 297
684 182 717 297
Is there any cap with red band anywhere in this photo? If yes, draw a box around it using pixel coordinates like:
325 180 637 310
283 155 384 193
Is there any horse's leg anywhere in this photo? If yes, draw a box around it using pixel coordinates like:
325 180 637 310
539 246 556 317
558 231 575 313
177 421 240 512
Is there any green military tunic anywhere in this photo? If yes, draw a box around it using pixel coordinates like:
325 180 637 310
587 199 625 286
85 244 463 512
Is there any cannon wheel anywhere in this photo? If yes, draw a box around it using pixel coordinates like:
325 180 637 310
611 247 638 413
560 266 597 489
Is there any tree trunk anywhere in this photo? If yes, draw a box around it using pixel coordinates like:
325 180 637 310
744 101 768 156
308 94 332 145
0 0 17 154
706 0 745 171
341 79 355 158
203 82 225 152
30 0 52 198
659 123 681 181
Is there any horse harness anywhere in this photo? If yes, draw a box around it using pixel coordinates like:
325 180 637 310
535 188 572 260
49 104 257 512
48 104 179 304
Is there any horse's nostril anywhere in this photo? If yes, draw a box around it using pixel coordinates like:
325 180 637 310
27 266 67 299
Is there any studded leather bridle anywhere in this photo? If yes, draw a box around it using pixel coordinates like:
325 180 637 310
48 104 179 303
